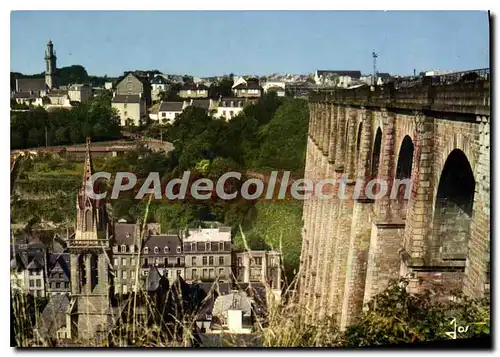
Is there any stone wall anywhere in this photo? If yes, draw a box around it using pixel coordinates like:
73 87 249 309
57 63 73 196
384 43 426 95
299 80 490 329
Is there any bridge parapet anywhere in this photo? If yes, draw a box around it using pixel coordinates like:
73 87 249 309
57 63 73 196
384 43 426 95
310 69 490 116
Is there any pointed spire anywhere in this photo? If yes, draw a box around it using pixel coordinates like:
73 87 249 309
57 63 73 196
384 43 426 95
82 136 93 185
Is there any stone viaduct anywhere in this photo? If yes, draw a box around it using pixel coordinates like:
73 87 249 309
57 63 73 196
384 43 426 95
298 71 490 330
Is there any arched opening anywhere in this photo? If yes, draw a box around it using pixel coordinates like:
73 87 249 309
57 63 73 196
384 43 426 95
370 128 382 178
355 122 363 168
90 254 99 291
85 209 93 232
393 136 414 219
432 149 475 261
78 254 86 291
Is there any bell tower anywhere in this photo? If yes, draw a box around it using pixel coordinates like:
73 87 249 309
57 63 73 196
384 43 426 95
67 137 112 342
44 40 57 89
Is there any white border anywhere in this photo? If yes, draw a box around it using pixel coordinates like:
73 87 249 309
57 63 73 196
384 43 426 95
2 3 497 356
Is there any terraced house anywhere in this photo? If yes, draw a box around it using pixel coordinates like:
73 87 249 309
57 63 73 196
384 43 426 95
182 227 233 282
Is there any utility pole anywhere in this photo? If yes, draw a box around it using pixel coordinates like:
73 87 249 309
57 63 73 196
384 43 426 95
372 51 378 86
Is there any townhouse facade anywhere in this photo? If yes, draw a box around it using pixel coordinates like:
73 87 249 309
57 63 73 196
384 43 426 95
182 227 233 282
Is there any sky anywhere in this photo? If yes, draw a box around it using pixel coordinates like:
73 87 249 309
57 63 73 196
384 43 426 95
10 11 490 77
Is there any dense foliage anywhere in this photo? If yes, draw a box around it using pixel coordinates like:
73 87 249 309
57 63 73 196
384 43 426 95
11 91 121 149
11 65 113 89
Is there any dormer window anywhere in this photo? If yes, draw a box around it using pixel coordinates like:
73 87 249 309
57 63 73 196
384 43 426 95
121 245 126 253
154 246 159 254
144 247 149 254
205 242 210 251
191 243 196 251
130 245 135 253
176 246 181 254
219 242 224 251
164 246 170 254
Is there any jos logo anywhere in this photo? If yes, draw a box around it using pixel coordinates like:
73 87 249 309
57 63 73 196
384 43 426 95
445 317 470 339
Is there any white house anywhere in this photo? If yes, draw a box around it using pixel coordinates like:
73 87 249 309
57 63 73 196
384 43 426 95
68 84 92 104
112 94 147 126
151 75 169 101
158 101 184 124
214 98 245 120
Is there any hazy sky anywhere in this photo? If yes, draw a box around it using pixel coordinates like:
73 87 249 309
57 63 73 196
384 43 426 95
10 11 490 77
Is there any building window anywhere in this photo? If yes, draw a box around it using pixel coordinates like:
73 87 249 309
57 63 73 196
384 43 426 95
162 112 166 118
124 111 128 117
191 243 196 251
65 282 69 289
36 280 41 288
123 285 128 294
56 282 61 289
222 110 226 117
209 256 214 265
177 246 181 253
59 273 64 279
131 258 136 266
237 257 242 266
219 242 224 251
121 245 126 253
192 257 196 266
202 256 207 266
192 269 197 279
143 270 149 276
124 103 127 108
177 270 182 277
164 246 170 253
144 247 149 254
131 271 135 279
130 245 135 253
219 256 224 265
229 111 234 118
29 280 34 287
113 258 118 266
144 258 149 266
122 258 126 266
205 242 210 251
122 271 127 279
155 258 159 266
219 268 224 277
176 257 181 266
203 269 208 279
154 246 159 254
164 258 168 266
255 257 262 265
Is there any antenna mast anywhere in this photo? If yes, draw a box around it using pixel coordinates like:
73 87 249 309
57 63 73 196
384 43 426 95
372 51 378 86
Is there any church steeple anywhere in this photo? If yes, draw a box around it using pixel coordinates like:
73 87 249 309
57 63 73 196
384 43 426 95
75 137 107 235
44 39 57 89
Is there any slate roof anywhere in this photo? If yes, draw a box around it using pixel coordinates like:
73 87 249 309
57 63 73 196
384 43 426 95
316 70 362 79
143 234 182 254
47 253 70 282
180 83 209 91
212 291 252 317
38 294 70 339
233 82 261 90
111 94 142 104
16 78 46 92
151 76 168 85
377 72 392 79
191 99 211 110
159 101 183 112
145 266 168 292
